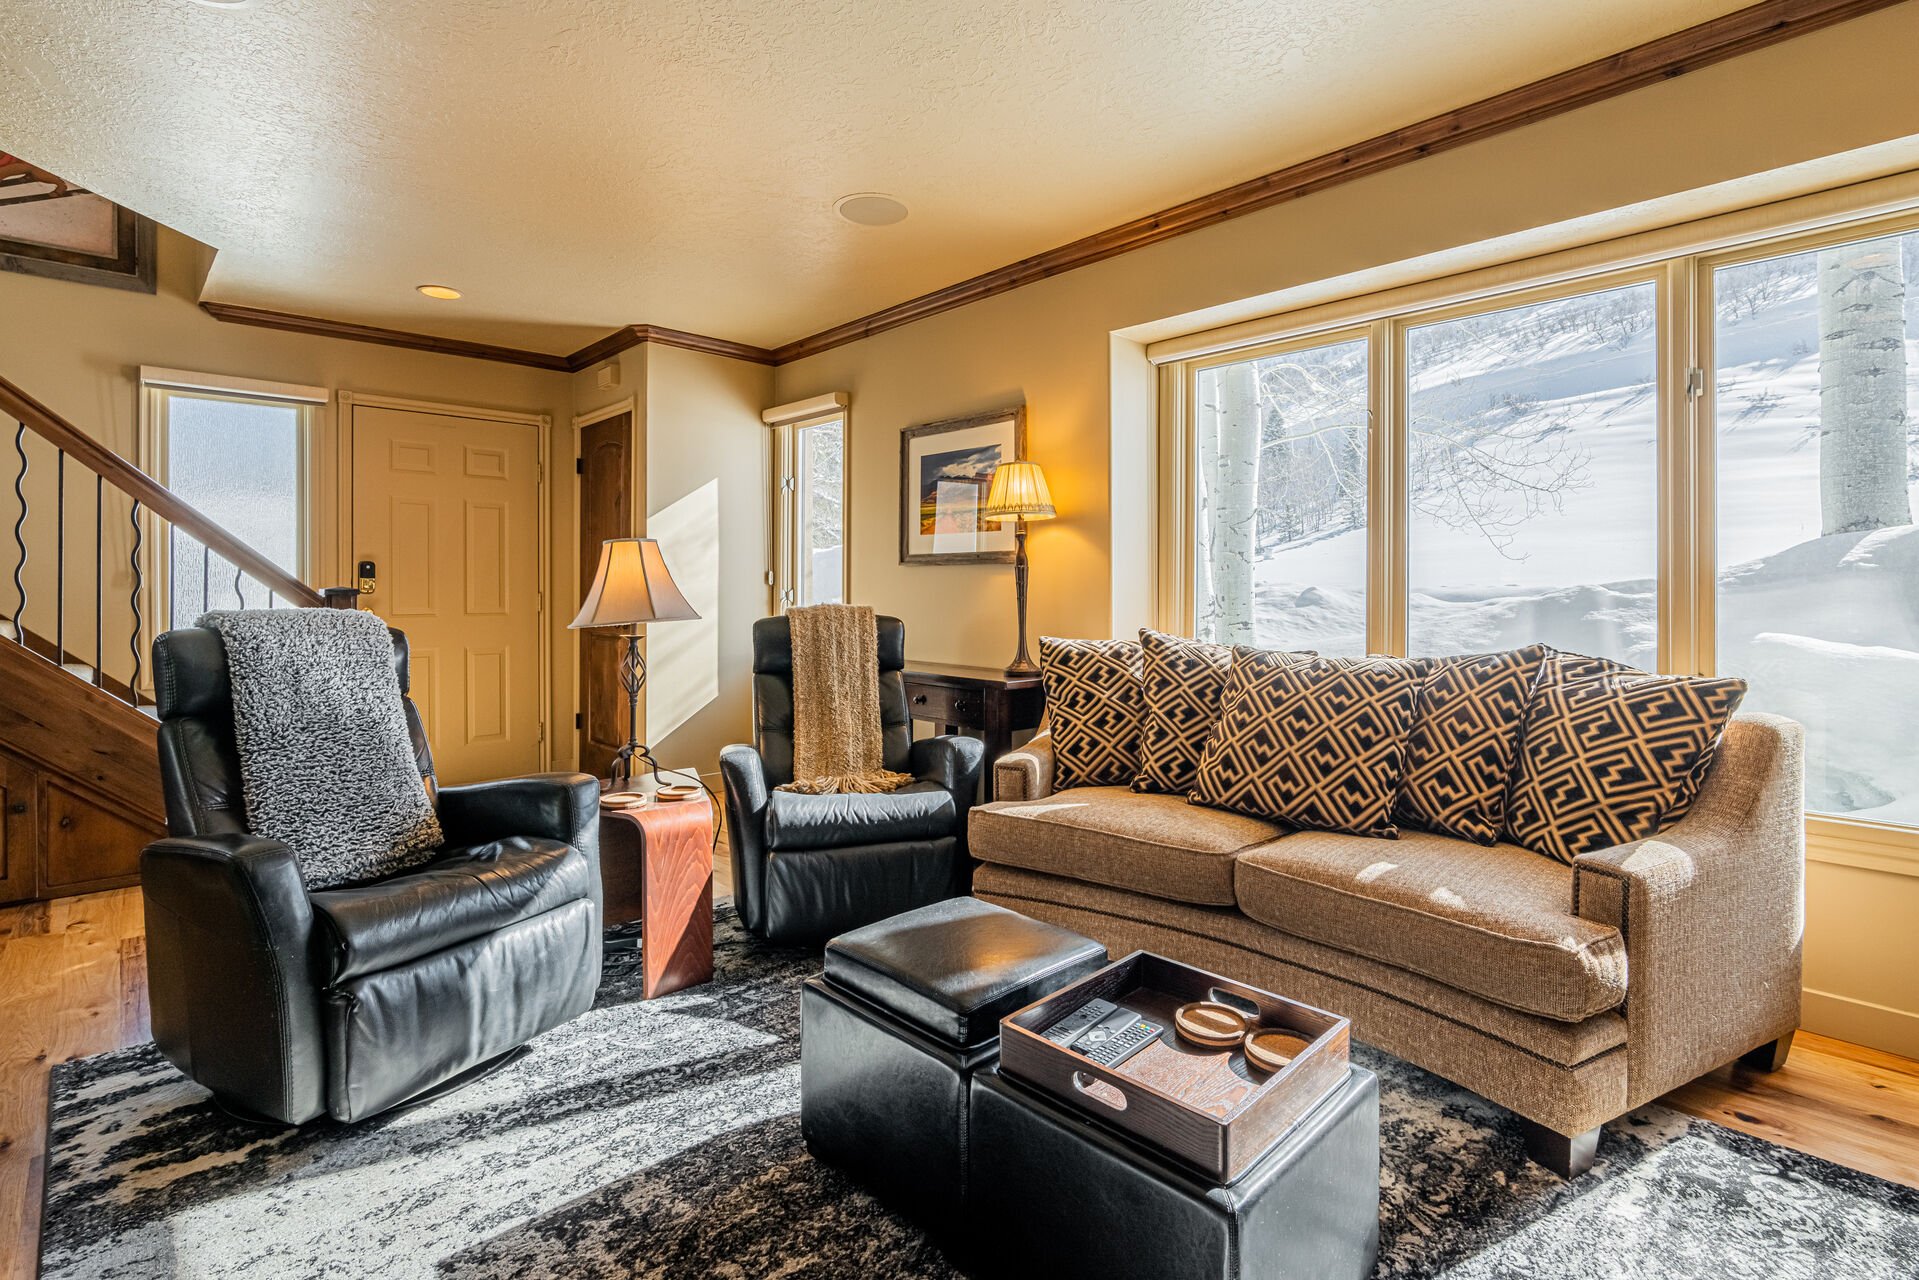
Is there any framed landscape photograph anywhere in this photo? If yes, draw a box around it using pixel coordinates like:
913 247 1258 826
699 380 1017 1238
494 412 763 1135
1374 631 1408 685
899 406 1026 565
0 146 155 293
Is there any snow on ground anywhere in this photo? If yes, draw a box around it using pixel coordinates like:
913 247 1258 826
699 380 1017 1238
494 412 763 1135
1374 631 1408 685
1235 277 1918 823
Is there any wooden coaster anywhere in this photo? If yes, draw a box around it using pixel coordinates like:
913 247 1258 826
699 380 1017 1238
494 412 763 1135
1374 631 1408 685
600 794 649 810
1244 1030 1313 1073
655 785 701 802
1173 1001 1250 1048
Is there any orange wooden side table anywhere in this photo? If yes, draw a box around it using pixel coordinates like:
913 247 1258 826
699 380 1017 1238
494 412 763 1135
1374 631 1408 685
597 776 714 999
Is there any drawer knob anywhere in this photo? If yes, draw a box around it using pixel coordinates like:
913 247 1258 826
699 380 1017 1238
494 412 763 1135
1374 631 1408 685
913 694 927 705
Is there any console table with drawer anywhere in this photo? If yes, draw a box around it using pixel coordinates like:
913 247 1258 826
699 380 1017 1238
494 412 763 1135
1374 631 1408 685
900 662 1045 775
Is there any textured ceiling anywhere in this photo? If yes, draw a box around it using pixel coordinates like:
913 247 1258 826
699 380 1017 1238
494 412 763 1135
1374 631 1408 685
2 0 1753 353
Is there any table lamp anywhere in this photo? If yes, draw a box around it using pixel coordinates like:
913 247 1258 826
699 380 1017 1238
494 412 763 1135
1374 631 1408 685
570 537 701 785
981 459 1057 677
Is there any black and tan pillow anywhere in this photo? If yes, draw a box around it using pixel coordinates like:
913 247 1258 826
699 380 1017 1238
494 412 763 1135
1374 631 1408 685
1502 653 1747 864
1038 636 1144 791
1191 649 1425 838
1130 631 1314 796
1394 644 1548 845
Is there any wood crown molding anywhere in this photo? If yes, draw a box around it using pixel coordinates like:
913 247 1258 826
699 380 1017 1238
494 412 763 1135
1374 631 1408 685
768 0 1906 364
203 0 1902 372
200 304 777 372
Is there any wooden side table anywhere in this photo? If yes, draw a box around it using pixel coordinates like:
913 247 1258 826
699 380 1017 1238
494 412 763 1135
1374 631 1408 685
598 776 714 999
900 662 1046 770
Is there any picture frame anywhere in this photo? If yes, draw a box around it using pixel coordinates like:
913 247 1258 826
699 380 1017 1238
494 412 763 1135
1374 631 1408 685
0 149 156 293
899 406 1026 565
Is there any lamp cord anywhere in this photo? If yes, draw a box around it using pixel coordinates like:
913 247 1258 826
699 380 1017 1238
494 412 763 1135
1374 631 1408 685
624 742 725 854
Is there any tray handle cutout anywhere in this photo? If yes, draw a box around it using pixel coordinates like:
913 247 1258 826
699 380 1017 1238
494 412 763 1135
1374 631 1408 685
1209 988 1262 1021
1071 1072 1129 1111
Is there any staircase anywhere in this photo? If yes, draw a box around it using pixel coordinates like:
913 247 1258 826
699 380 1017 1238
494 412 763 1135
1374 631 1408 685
0 374 354 905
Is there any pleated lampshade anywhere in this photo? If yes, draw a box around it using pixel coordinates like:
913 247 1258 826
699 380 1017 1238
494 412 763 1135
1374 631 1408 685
981 460 1057 523
569 538 701 628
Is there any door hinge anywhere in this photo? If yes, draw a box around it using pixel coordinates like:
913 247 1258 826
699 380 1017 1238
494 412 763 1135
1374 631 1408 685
1686 367 1706 398
764 569 775 586
575 712 583 729
576 457 584 474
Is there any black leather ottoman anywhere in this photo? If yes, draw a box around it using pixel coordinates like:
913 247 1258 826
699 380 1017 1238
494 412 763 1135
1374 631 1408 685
800 897 1108 1239
969 1064 1381 1280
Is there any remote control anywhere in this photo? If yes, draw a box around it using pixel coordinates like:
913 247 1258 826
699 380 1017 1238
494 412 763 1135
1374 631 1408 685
1041 1000 1164 1068
1041 998 1120 1046
1075 1009 1164 1068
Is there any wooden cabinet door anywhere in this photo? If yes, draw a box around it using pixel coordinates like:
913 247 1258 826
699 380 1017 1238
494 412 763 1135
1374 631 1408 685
578 411 633 779
0 754 38 903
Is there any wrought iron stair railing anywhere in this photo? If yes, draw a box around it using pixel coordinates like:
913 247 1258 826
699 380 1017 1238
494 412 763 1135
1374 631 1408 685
0 372 355 712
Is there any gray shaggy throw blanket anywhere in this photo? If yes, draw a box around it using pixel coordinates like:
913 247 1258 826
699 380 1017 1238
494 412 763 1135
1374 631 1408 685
200 608 442 888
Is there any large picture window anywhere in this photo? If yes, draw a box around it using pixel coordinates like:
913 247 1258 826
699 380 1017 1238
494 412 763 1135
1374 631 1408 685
1164 206 1919 842
1193 334 1368 654
1709 229 1919 828
1405 282 1659 665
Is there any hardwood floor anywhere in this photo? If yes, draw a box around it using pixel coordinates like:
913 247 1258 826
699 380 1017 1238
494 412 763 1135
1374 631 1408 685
2 877 1911 1277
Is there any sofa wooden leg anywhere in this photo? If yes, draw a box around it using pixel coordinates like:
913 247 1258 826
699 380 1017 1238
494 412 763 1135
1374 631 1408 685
1520 1119 1600 1179
1738 1030 1795 1073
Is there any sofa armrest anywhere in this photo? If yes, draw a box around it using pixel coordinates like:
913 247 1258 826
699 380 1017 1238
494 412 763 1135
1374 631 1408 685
994 730 1056 802
1572 713 1805 1105
910 734 988 848
140 832 328 1124
720 744 771 934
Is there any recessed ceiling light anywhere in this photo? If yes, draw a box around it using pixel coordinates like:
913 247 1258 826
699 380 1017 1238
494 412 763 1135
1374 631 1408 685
416 284 462 300
835 193 908 227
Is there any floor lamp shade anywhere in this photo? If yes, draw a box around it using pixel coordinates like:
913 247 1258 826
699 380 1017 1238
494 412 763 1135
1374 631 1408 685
569 538 699 785
570 538 701 629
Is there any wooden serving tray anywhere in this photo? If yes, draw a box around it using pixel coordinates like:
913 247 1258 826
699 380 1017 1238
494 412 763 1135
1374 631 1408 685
999 951 1351 1183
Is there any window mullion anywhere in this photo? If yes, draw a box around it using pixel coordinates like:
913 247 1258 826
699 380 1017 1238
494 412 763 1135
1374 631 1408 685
1370 317 1406 656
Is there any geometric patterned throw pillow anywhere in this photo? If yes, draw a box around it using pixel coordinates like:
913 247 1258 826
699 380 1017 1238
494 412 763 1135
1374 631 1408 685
1394 644 1548 845
1039 636 1144 791
1191 649 1425 838
1130 630 1313 796
1502 655 1747 864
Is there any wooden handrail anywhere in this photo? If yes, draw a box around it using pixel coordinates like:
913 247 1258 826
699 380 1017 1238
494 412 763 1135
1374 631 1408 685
0 372 324 608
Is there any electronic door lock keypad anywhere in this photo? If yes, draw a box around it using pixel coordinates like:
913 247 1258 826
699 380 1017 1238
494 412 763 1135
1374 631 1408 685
357 560 377 597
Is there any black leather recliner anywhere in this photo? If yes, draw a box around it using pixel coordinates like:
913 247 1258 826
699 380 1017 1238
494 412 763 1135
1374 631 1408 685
141 624 604 1126
721 615 985 944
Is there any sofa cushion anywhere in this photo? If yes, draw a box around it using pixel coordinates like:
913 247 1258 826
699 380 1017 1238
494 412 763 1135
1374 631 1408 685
1234 829 1627 1022
310 836 589 983
1394 644 1547 845
1039 636 1143 790
1192 650 1424 838
764 781 955 852
970 788 1284 906
1503 651 1747 863
1131 631 1231 795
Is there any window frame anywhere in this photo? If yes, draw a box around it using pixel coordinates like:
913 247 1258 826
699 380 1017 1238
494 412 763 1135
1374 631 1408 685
766 398 850 611
138 368 326 633
1154 201 1919 868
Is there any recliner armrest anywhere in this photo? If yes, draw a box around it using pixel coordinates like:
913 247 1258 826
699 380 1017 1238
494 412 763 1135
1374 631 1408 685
720 744 772 934
140 832 328 1124
911 734 987 850
436 773 601 852
993 730 1055 802
437 772 604 926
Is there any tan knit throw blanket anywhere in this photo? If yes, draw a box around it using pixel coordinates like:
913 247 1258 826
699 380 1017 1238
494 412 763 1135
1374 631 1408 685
777 603 916 795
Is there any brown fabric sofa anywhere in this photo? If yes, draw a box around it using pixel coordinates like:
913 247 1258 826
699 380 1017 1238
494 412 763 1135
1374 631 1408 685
969 712 1805 1175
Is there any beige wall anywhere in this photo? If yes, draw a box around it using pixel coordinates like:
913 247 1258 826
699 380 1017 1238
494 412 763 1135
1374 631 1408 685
0 226 576 767
770 5 1919 1055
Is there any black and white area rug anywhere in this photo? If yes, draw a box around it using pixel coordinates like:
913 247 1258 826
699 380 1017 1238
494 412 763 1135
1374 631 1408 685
41 905 1919 1278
